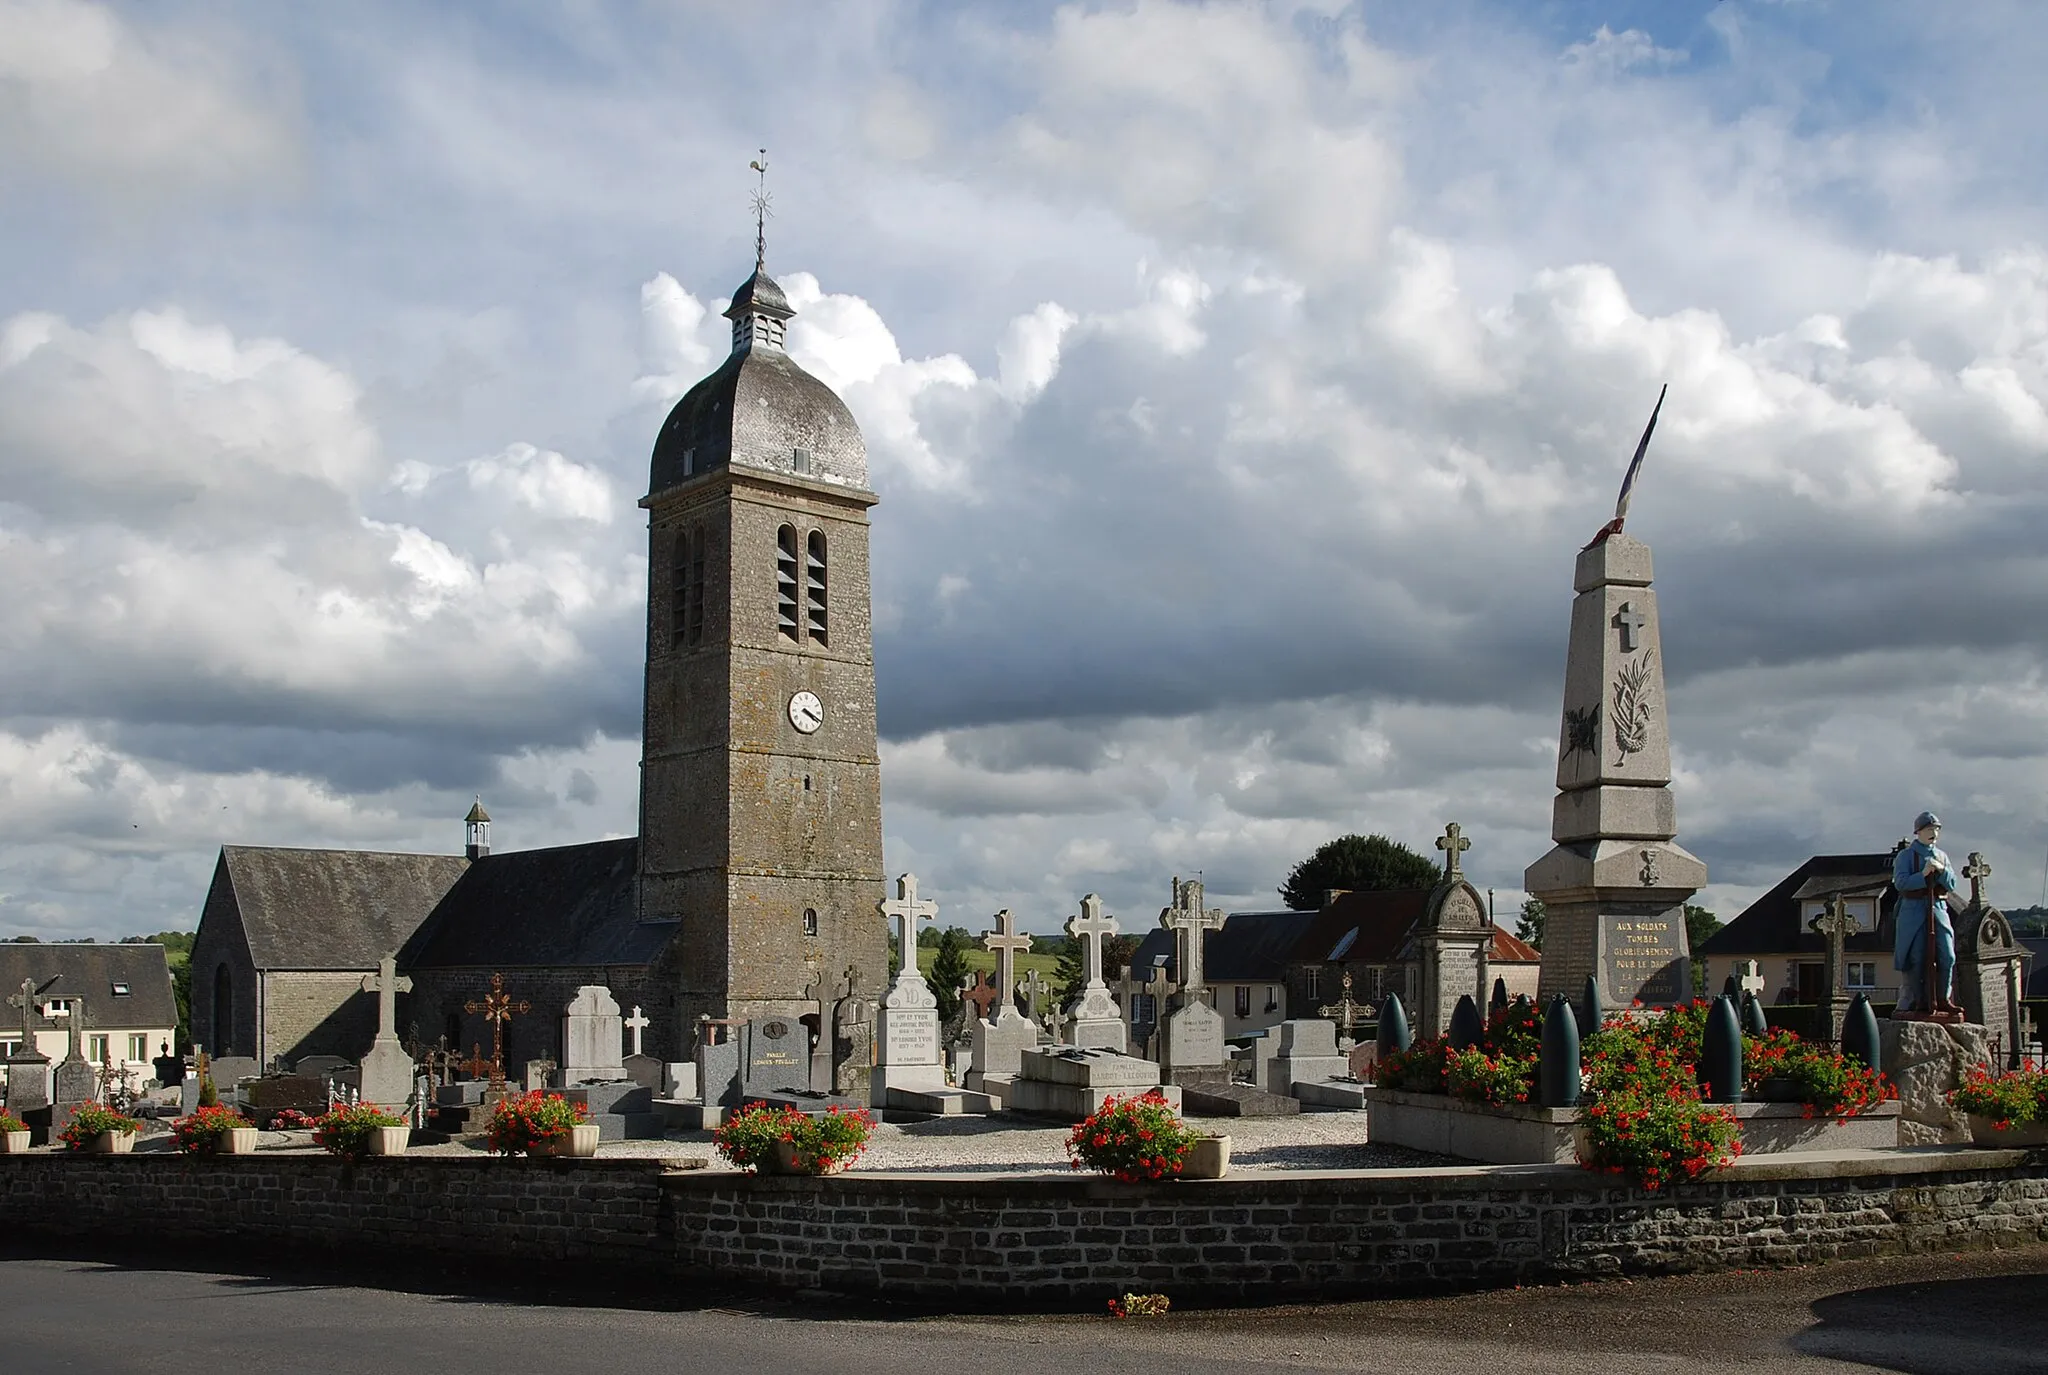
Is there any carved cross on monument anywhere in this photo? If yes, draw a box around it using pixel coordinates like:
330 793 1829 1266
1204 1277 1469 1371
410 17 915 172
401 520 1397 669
463 973 530 1092
1318 970 1370 1048
1964 852 1992 909
360 954 411 1042
880 872 939 980
981 910 1031 1023
1161 877 1226 995
625 1006 649 1058
1613 601 1648 652
1435 822 1472 880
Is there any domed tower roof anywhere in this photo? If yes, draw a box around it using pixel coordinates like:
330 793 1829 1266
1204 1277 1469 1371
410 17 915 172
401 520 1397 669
648 265 868 498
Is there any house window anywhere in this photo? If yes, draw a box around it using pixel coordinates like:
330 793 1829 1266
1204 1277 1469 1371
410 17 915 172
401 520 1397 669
805 530 828 645
41 999 72 1018
1265 986 1280 1013
111 982 131 997
88 1034 109 1064
1846 961 1877 990
0 1039 17 1057
1234 986 1251 1018
1133 994 1155 1025
776 525 800 641
1365 968 1384 1001
128 1034 148 1061
1305 968 1321 1000
792 446 813 476
803 908 819 938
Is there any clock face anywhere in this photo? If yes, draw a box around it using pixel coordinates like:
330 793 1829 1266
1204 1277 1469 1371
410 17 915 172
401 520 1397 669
788 690 824 734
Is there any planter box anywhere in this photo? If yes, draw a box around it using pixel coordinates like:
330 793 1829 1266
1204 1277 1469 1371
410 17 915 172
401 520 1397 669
1364 1088 1902 1164
536 1123 601 1159
1182 1134 1231 1179
220 1127 259 1156
762 1141 849 1176
0 1130 30 1154
366 1125 410 1156
1966 1114 2048 1148
87 1131 135 1155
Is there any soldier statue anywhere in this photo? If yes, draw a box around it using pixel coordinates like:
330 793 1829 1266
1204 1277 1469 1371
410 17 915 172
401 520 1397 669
1892 810 1962 1016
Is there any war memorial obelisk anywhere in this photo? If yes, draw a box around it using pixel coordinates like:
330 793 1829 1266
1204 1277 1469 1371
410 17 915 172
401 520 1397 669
1528 394 1705 1008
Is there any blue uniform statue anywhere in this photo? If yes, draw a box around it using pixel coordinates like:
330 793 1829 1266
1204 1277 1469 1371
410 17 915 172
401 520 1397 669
1891 810 1961 1015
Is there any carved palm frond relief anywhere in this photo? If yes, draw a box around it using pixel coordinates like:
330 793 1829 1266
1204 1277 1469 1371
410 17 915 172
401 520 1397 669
1612 650 1655 762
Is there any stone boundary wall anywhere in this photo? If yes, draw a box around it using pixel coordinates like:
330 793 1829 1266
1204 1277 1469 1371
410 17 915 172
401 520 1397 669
3 1151 2045 1305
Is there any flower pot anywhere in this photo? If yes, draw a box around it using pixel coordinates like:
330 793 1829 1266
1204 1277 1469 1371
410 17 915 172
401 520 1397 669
0 1130 30 1154
88 1130 135 1155
365 1125 411 1156
1181 1134 1231 1179
766 1140 847 1176
533 1123 601 1158
1965 1114 2048 1148
220 1127 259 1156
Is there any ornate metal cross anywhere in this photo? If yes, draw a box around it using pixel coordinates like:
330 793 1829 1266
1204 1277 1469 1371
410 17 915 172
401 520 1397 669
981 910 1032 1020
463 973 530 1092
1613 601 1648 652
459 1043 495 1081
1161 877 1226 993
1436 822 1472 880
1963 852 1992 909
880 872 939 979
1319 970 1370 1045
625 1006 650 1058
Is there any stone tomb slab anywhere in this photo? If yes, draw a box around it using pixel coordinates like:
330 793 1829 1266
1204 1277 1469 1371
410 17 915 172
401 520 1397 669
1004 1047 1181 1121
561 986 626 1084
743 1017 810 1099
1291 1079 1368 1110
1159 1000 1228 1083
1179 1081 1301 1118
556 1082 663 1140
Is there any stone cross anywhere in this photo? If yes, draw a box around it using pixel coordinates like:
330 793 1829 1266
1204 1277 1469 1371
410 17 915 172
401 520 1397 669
1045 1002 1069 1045
1964 852 1992 909
65 997 87 1062
9 978 37 1048
463 973 530 1092
980 910 1031 1020
880 872 939 979
1737 959 1765 1000
625 1005 649 1058
1319 970 1369 1047
1613 601 1648 652
1140 965 1175 1053
1809 895 1856 1013
359 955 412 1041
1021 969 1048 1023
1435 822 1472 880
1065 894 1119 988
1161 877 1226 993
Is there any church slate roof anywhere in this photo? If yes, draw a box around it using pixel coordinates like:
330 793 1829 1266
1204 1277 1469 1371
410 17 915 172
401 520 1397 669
221 847 471 971
1694 853 1899 959
0 943 179 1032
398 838 666 970
1128 910 1319 983
1127 901 1534 980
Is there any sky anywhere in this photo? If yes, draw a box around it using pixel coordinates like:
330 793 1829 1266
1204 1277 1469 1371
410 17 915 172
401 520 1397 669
3 0 2046 943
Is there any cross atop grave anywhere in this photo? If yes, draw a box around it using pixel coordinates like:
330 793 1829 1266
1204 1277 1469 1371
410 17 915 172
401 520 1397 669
1435 822 1472 880
360 954 412 1042
1161 877 1227 993
625 1006 650 1058
63 996 87 1063
1736 959 1766 1000
1809 894 1857 1011
1964 852 1992 909
459 1043 494 1081
1139 964 1175 1052
880 872 939 980
463 973 530 1092
1021 969 1048 1023
1613 601 1648 652
1066 894 1120 988
1318 970 1371 1047
1045 1001 1069 1045
981 910 1031 1021
9 977 39 1048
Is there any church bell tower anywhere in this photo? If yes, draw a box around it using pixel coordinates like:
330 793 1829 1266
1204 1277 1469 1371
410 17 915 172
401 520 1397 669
638 257 887 1041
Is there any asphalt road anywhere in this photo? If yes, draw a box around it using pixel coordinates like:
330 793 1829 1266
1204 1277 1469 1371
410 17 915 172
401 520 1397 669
2 1242 2044 1375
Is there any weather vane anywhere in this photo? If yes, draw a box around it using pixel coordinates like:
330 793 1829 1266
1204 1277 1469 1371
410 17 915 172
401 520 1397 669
748 149 772 272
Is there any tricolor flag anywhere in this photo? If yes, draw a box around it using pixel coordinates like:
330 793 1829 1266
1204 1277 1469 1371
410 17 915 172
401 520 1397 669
1583 384 1668 550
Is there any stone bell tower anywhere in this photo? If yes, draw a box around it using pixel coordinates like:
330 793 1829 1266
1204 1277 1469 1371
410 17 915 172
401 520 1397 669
638 260 887 1042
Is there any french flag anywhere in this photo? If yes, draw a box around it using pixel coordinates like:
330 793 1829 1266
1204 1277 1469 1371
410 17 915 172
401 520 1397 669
1583 384 1667 550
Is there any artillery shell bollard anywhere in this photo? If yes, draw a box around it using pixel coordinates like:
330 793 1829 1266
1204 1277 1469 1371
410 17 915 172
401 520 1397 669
1740 991 1769 1038
1842 993 1882 1070
1701 994 1744 1104
1576 974 1605 1039
1539 992 1581 1108
1376 993 1412 1057
1447 994 1484 1050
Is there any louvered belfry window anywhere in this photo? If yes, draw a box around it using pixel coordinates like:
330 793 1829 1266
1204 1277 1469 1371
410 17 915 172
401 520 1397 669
673 526 707 649
806 530 828 646
776 525 801 641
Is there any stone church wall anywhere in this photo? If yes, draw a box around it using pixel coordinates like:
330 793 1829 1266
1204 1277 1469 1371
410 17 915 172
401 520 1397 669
405 968 661 1067
262 971 377 1068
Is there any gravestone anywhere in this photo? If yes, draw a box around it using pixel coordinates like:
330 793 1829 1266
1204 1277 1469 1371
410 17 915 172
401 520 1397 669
1954 854 2029 1067
1157 878 1229 1085
829 969 874 1099
1527 532 1704 1008
871 874 944 1098
1809 895 1857 1045
622 1053 663 1091
1007 1046 1183 1121
746 1015 810 1098
560 985 626 1084
1413 824 1494 1039
5 978 51 1123
697 1030 743 1109
152 1045 185 1087
1263 1019 1352 1094
1062 894 1128 1052
523 1059 556 1093
48 999 97 1139
356 954 415 1110
966 909 1039 1098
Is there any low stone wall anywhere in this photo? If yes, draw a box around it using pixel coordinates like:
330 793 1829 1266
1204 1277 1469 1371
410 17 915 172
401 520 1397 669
3 1150 2045 1305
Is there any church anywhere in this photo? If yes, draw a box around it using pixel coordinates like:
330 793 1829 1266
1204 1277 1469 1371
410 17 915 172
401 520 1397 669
189 255 888 1073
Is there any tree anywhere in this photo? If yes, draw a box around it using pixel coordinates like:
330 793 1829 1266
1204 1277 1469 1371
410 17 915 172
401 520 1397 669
123 930 196 1050
1515 898 1546 951
1684 904 1722 995
929 927 971 1024
1279 834 1441 910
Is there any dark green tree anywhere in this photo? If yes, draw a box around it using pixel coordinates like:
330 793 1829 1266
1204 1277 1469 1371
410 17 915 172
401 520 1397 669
929 927 971 1023
1280 834 1441 910
1515 898 1546 951
1684 904 1722 995
124 930 196 1049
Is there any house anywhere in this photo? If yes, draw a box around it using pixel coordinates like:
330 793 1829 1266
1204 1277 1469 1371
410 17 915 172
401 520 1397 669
1693 854 1901 1004
0 943 178 1083
1127 910 1318 1041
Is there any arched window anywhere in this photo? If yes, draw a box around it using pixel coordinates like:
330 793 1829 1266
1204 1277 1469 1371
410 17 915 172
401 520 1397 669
806 530 828 645
211 965 233 1055
776 525 800 641
803 908 819 938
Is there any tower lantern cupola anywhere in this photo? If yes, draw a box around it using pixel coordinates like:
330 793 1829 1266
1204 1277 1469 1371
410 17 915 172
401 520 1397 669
464 797 491 861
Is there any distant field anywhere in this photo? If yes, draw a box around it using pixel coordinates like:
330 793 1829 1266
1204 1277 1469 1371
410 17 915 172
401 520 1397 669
915 947 1062 983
